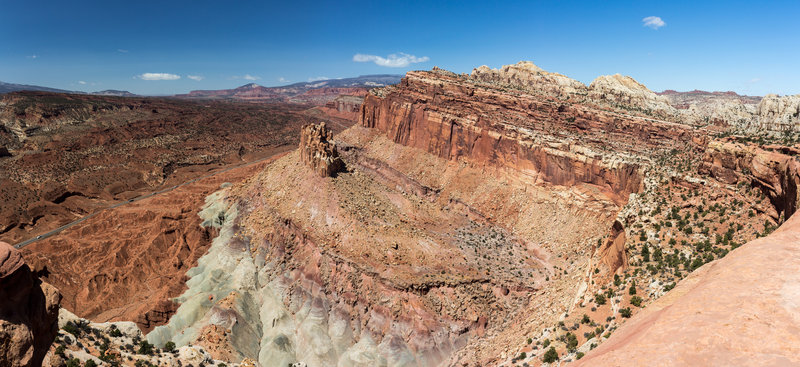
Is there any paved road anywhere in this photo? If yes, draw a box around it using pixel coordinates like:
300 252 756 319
13 153 283 249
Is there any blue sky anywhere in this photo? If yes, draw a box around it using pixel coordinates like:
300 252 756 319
1 0 798 96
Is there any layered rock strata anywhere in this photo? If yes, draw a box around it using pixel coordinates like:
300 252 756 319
360 66 704 204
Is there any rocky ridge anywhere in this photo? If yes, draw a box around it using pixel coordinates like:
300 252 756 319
0 241 61 367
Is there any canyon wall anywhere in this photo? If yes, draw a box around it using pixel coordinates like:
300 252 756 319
359 67 702 204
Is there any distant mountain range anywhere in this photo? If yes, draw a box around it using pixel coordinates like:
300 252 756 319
0 81 139 97
0 81 75 94
175 74 403 102
0 74 403 101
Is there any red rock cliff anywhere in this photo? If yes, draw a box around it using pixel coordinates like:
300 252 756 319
360 69 702 203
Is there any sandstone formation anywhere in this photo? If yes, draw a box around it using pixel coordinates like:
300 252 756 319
660 89 760 128
0 241 61 367
360 66 706 204
700 139 800 220
595 220 628 275
470 61 587 98
299 122 345 177
574 212 800 366
756 93 800 132
588 74 677 119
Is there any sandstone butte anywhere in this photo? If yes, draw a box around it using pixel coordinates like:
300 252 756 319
5 61 800 367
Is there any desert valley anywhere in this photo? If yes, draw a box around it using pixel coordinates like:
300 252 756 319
2 59 800 367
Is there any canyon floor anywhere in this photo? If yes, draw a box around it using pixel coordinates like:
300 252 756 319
5 62 800 367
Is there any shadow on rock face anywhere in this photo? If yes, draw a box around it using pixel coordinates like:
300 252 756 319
0 241 61 367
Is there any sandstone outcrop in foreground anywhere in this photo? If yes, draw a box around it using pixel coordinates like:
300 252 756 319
574 212 800 366
0 241 61 367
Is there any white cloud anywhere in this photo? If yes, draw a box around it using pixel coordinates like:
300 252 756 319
78 81 87 85
187 75 204 81
230 74 261 81
278 77 290 83
27 55 38 59
117 49 129 53
642 16 666 30
138 73 181 81
307 76 329 82
353 52 430 67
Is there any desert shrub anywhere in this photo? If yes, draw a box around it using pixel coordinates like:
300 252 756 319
543 347 559 363
63 322 81 337
620 307 632 318
630 295 643 307
164 341 176 352
137 340 154 355
595 293 607 305
565 332 578 351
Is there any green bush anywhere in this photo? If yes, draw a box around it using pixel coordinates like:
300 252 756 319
137 340 154 355
620 307 632 318
542 347 559 363
595 293 607 305
629 281 637 295
84 360 98 367
630 295 643 307
164 341 176 352
63 322 81 337
576 351 585 359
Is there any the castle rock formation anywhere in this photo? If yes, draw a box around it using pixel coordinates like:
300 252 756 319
0 241 61 367
299 122 345 177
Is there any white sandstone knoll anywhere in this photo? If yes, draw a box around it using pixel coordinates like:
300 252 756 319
588 74 678 119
